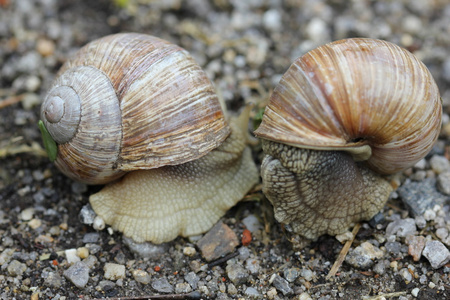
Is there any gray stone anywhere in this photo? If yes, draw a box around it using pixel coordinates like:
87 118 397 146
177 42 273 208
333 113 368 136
83 232 100 244
430 155 450 174
64 261 89 288
386 218 417 238
175 282 192 294
300 268 314 281
284 268 300 283
422 240 450 269
397 178 449 216
345 242 384 270
79 205 96 225
373 260 388 275
242 214 262 232
385 241 402 254
152 278 173 293
44 271 63 288
244 287 261 298
245 258 260 275
132 269 150 284
437 172 450 195
7 260 27 276
123 237 169 259
226 261 249 285
184 272 199 289
270 274 293 296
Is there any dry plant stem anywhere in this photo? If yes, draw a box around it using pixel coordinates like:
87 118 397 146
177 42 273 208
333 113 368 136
0 93 24 109
326 223 361 279
93 291 201 300
362 291 407 299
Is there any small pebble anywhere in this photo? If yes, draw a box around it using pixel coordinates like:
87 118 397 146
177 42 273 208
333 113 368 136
77 247 89 259
269 274 293 296
132 269 151 284
299 292 313 300
65 248 80 264
437 172 450 195
411 287 420 297
399 268 412 282
197 221 239 262
20 207 35 221
175 282 192 293
406 235 426 261
414 215 427 229
183 246 196 257
429 155 450 174
345 242 384 269
79 205 96 225
283 267 299 282
151 278 173 293
36 38 55 57
123 237 168 259
93 216 106 231
226 260 249 285
7 260 27 277
44 271 62 288
422 240 450 269
242 214 262 232
104 263 126 280
184 272 199 289
300 268 314 281
245 258 260 275
64 261 89 288
267 287 277 299
83 232 100 244
397 179 444 216
28 218 42 229
385 218 417 238
244 286 261 298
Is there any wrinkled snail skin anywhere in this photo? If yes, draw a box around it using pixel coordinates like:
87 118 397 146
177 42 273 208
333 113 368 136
90 112 259 243
40 33 259 244
254 38 442 241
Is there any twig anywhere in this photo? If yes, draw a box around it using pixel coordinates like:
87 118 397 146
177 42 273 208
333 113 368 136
0 137 47 158
0 93 24 109
94 291 201 300
362 291 407 299
208 251 239 268
326 223 361 279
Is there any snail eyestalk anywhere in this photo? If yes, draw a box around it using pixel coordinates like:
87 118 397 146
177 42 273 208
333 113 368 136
38 120 58 162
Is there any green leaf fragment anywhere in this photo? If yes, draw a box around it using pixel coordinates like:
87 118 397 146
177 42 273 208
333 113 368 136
38 120 58 162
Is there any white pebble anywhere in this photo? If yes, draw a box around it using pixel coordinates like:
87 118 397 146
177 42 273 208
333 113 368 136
93 216 106 231
429 281 436 289
263 9 282 32
183 247 196 257
429 155 450 174
411 287 420 297
423 209 436 221
65 248 81 264
20 207 35 221
104 263 126 280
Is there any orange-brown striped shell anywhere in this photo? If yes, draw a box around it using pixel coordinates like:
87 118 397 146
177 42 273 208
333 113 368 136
41 33 229 184
254 38 442 175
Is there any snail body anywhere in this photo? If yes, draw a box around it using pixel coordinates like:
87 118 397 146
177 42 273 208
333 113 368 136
254 38 441 241
39 33 258 243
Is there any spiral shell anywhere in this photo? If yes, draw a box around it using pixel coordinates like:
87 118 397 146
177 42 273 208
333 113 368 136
254 38 441 174
41 33 229 184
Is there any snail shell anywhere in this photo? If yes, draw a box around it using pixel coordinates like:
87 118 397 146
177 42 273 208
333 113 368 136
40 33 229 184
255 38 441 175
254 38 442 242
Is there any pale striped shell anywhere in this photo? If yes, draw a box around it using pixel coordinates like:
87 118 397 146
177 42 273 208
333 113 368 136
254 38 442 175
41 33 229 184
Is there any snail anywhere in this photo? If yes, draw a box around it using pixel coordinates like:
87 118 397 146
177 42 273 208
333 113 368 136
38 33 259 243
254 38 442 243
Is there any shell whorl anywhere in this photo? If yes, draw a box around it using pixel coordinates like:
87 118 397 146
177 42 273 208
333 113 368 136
40 33 229 184
254 38 442 175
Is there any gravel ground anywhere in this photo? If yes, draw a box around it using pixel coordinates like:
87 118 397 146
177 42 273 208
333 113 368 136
1 0 450 299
